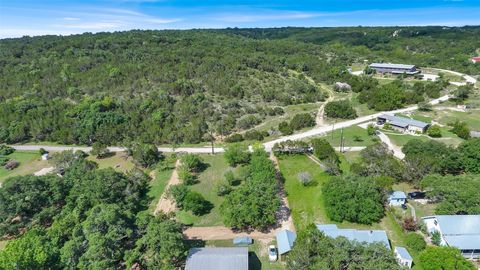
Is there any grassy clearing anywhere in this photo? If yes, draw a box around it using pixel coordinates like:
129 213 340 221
320 125 377 147
200 239 285 270
177 154 236 227
147 156 176 213
87 151 135 173
0 240 8 250
0 151 49 183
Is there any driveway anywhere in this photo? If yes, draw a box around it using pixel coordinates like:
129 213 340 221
376 131 405 159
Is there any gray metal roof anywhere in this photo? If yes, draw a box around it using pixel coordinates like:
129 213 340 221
395 247 413 261
389 191 407 200
422 215 480 250
379 114 429 128
276 229 296 255
369 63 416 69
185 247 249 270
316 224 391 249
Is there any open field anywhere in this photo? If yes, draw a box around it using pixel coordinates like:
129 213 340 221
87 152 135 172
200 239 285 270
321 125 378 147
147 156 176 213
0 151 49 183
177 154 235 226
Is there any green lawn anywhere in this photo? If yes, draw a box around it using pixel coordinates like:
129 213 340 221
87 152 135 173
0 151 49 183
321 125 377 147
177 154 235 226
201 239 285 270
147 157 176 213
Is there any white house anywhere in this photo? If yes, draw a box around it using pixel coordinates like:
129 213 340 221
395 246 413 269
422 215 480 259
388 191 407 206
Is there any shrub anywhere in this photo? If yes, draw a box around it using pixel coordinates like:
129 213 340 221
311 138 336 160
181 154 204 173
168 184 189 208
427 125 442 138
224 143 250 167
367 124 376 136
0 156 10 166
224 171 238 186
402 217 418 231
237 115 260 130
90 142 111 158
39 148 48 155
431 230 442 246
0 144 15 156
278 121 293 135
183 192 213 215
178 166 197 185
4 160 19 170
244 130 266 141
449 120 470 140
324 100 357 119
272 140 310 156
406 233 427 252
297 172 312 186
290 113 315 131
216 182 233 196
224 133 244 143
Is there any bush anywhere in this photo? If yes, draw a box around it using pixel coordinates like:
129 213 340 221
290 113 315 131
0 144 15 156
183 191 212 216
224 143 250 167
367 124 376 136
427 125 442 138
278 121 293 135
324 100 357 119
311 138 336 160
181 154 204 173
406 233 427 252
244 130 267 141
130 143 161 168
237 115 260 130
0 156 10 166
178 166 197 185
224 170 238 186
4 160 19 170
402 217 418 231
168 184 189 208
90 142 111 158
39 148 48 155
272 140 310 156
216 182 233 196
297 172 312 186
449 120 470 140
431 230 442 246
224 134 244 143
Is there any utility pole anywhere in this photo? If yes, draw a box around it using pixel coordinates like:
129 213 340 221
332 121 335 140
340 127 344 153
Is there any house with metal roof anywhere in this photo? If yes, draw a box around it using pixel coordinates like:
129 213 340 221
369 63 419 75
422 215 480 259
395 246 413 269
377 114 430 133
388 191 407 206
316 224 391 249
275 229 296 256
185 247 249 270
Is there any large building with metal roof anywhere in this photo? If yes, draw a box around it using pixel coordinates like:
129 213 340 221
316 224 391 249
185 247 249 270
422 215 480 259
377 114 430 133
369 63 419 74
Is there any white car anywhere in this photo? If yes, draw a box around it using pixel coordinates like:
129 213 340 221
268 245 278 262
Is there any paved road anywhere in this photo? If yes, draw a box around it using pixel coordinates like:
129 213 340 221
10 145 224 154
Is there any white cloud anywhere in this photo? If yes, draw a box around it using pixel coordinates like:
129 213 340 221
63 17 80 21
215 11 321 23
53 22 122 30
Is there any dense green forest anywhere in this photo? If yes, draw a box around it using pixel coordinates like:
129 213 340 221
1 26 479 145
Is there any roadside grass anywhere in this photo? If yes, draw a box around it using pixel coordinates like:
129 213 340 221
87 151 135 173
349 93 376 117
177 154 235 227
199 239 285 270
0 151 49 183
0 240 8 250
386 133 430 147
321 125 377 147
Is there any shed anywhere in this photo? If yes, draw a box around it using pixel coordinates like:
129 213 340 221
395 246 413 268
185 247 248 270
276 229 296 255
388 191 407 206
41 153 49 160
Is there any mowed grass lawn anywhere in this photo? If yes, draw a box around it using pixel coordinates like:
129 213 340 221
177 154 235 226
86 151 135 173
0 151 49 183
321 125 378 147
147 155 176 213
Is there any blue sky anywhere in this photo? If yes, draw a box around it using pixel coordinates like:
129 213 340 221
1 0 479 38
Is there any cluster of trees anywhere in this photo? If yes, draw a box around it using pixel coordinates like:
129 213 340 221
286 224 401 270
324 100 357 119
220 148 280 230
418 247 475 270
278 113 316 135
311 138 341 175
0 144 19 170
0 151 187 269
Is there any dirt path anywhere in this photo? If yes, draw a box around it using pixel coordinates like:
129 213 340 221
154 160 181 215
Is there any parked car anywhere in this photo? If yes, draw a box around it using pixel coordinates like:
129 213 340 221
268 245 278 262
233 236 253 246
408 191 426 199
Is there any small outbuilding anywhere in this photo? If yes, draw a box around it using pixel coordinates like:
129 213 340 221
388 191 407 206
276 229 296 258
41 153 49 160
233 236 253 246
471 57 480 64
395 246 413 269
185 247 249 270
